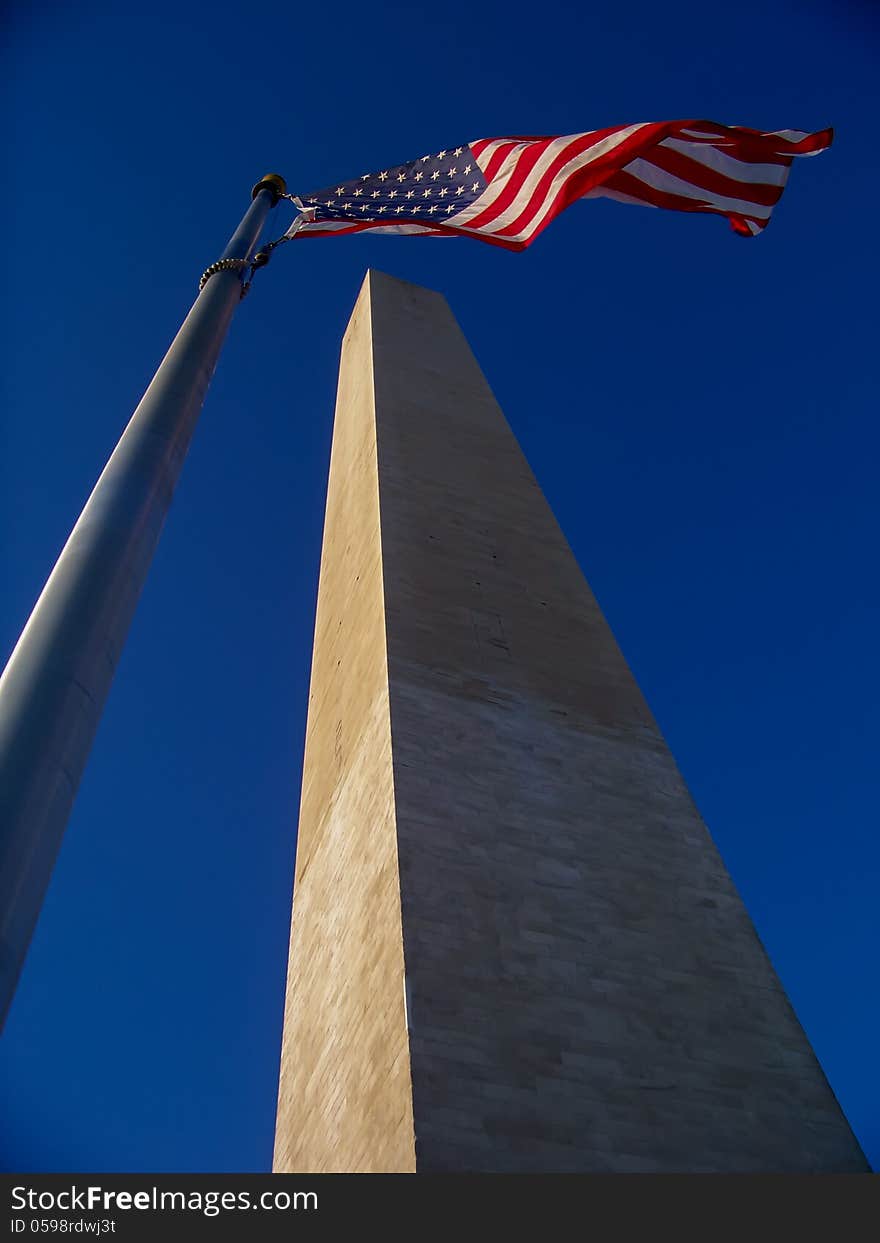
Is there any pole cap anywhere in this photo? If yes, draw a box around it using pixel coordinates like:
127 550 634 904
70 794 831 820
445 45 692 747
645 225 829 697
252 173 288 204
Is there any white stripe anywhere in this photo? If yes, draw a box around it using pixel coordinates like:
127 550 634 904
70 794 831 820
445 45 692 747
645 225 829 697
296 221 357 232
621 158 774 220
445 142 532 225
768 129 811 143
365 223 446 234
660 138 790 187
450 135 580 229
471 138 522 174
678 127 725 140
297 220 444 236
482 123 656 242
582 185 658 209
448 124 650 237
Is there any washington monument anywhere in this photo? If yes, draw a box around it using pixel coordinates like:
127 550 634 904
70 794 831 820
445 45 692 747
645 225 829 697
272 271 867 1173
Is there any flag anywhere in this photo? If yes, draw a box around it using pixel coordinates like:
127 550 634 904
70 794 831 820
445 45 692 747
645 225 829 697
285 120 832 249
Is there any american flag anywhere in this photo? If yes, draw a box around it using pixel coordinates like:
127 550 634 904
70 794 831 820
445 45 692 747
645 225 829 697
286 120 832 249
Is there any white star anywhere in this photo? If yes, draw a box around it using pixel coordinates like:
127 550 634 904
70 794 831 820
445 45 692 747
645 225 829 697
395 205 404 213
431 170 440 180
428 205 438 213
453 146 464 156
378 205 388 213
412 205 421 212
437 150 447 158
439 187 448 197
371 190 381 198
420 155 431 162
414 171 423 181
455 186 464 195
325 199 335 206
422 189 431 197
336 186 345 194
389 190 397 198
445 204 454 213
353 188 363 196
359 205 368 212
447 167 457 177
471 183 479 191
379 171 388 181
405 190 415 199
361 174 370 181
397 172 406 182
463 164 472 174
343 202 352 209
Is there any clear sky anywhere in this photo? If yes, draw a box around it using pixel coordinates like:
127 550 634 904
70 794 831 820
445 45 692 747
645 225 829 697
2 0 877 1172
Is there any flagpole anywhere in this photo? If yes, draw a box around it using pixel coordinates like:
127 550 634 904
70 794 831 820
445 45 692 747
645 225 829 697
0 173 287 1027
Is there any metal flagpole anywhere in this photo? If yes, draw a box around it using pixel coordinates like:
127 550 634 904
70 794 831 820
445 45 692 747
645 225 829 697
0 172 287 1027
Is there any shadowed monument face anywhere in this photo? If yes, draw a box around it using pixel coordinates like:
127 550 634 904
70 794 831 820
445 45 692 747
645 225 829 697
272 270 868 1174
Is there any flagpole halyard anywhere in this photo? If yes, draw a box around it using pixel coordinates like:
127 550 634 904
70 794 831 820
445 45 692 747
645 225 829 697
0 173 286 1028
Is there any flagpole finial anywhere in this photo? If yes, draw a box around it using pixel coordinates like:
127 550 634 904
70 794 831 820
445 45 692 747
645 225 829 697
252 173 287 203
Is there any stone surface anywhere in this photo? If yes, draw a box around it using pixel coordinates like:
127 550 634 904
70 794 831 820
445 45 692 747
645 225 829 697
273 270 868 1173
272 278 415 1173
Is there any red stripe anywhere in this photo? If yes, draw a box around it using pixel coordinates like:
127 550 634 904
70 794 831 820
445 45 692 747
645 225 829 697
769 126 833 155
462 138 562 230
494 146 649 245
479 140 526 184
490 122 673 240
600 169 768 231
667 120 833 164
469 139 492 160
482 133 613 239
466 135 590 233
719 123 833 156
469 125 656 236
643 145 789 208
659 121 788 166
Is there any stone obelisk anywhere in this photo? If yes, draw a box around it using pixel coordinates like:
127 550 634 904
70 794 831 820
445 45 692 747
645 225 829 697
273 270 867 1173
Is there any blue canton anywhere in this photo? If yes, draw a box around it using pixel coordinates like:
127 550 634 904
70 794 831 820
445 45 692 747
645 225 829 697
302 146 488 223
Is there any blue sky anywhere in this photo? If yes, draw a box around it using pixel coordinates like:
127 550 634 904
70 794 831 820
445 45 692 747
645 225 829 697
2 0 877 1171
